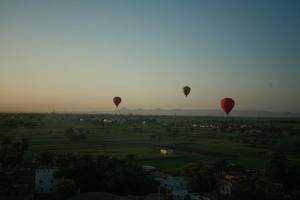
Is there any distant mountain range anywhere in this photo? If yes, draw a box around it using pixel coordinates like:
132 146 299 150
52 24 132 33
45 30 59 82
89 108 300 118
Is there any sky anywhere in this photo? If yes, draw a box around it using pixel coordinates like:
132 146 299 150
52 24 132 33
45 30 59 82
0 0 299 113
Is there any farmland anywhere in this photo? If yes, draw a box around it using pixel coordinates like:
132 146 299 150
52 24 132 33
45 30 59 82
1 113 300 174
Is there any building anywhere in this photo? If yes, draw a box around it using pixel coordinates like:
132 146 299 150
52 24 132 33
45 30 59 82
35 167 57 194
172 189 188 200
103 119 113 123
158 176 189 200
160 176 188 191
143 165 157 172
188 193 210 200
152 170 211 200
219 180 232 196
160 149 174 155
0 168 35 200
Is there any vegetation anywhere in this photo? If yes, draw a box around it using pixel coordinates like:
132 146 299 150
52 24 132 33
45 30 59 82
265 152 300 192
0 113 300 174
65 128 88 141
54 178 78 198
54 155 157 195
1 113 300 198
0 136 29 168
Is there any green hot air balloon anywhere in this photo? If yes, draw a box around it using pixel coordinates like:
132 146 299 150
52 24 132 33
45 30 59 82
182 86 191 97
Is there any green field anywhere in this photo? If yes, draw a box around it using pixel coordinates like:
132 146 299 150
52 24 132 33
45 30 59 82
1 114 300 174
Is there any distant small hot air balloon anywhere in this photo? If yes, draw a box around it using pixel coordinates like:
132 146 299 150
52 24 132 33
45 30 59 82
113 97 122 108
268 81 273 88
220 98 235 115
182 86 191 97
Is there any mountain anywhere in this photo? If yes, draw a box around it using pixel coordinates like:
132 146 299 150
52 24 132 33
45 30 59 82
90 108 300 118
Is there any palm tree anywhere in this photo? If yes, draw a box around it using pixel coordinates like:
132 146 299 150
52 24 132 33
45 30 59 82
0 136 12 160
37 152 55 165
11 138 29 164
13 141 23 164
214 160 229 175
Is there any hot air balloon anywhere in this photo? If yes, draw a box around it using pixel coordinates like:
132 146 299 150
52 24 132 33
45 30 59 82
220 98 235 115
113 97 122 108
182 86 191 97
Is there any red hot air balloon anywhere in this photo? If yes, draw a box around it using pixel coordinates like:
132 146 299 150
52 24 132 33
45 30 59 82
113 97 122 108
220 98 235 115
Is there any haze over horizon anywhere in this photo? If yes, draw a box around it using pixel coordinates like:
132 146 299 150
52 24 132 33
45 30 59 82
1 0 299 113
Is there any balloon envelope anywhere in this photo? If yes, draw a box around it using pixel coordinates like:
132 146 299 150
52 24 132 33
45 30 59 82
113 97 122 107
182 86 191 97
220 98 235 115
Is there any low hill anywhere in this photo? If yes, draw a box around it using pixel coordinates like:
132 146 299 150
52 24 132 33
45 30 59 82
89 108 300 118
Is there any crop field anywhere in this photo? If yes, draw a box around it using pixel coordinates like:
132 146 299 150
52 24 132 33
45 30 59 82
1 114 300 174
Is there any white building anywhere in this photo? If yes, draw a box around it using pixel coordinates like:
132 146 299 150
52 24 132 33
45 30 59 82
160 176 188 191
188 193 211 200
172 189 189 200
155 174 211 200
35 167 57 194
219 181 232 196
143 165 157 172
188 193 202 200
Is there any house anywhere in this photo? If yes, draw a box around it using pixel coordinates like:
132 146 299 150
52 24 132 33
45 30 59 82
159 176 189 200
219 180 232 196
172 189 188 200
0 168 35 200
154 174 189 200
160 149 173 155
187 193 210 200
35 167 57 194
160 176 188 191
152 171 210 200
188 193 202 200
152 170 169 179
143 165 157 172
103 119 113 123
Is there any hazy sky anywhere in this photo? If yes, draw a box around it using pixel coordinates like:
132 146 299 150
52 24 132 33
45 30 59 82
0 0 299 112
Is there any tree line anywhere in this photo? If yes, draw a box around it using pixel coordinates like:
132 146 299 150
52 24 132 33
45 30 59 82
0 136 29 168
35 152 157 197
183 152 300 200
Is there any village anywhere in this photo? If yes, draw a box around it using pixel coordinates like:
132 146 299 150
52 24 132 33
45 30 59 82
0 114 299 200
1 0 300 199
0 158 288 200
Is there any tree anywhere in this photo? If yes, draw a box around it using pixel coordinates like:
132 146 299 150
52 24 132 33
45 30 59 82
265 151 300 193
183 162 201 176
126 154 137 161
183 163 217 193
14 138 29 164
188 169 217 192
214 160 229 175
265 152 288 183
0 136 12 158
54 153 73 168
37 152 55 165
55 178 78 197
0 137 29 167
1 136 12 146
232 188 266 200
65 128 75 137
55 155 157 195
65 128 87 141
